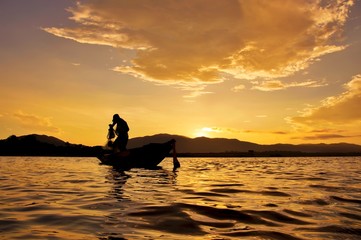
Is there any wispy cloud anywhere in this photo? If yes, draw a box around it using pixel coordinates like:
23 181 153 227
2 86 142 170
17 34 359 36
290 74 361 125
250 79 327 91
44 0 354 86
12 111 60 133
183 90 213 99
231 84 246 92
243 129 288 135
202 126 288 135
291 127 361 141
297 134 350 140
201 127 223 133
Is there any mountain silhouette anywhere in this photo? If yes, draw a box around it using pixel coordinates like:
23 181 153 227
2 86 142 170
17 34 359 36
128 134 361 154
1 133 361 156
0 134 101 156
19 134 67 146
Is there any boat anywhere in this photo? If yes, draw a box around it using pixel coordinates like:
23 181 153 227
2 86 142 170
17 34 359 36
97 139 180 170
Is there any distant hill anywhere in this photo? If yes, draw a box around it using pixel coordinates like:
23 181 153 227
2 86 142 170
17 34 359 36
1 133 361 157
128 134 361 155
19 134 67 146
128 134 259 152
0 134 102 156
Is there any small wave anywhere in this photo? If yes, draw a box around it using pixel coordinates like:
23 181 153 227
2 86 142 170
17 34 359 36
303 177 327 181
223 230 303 240
264 203 278 207
283 209 313 218
210 188 291 197
127 205 206 235
179 189 227 197
299 198 330 206
331 196 361 204
12 203 55 212
339 212 361 221
176 203 280 226
244 210 311 225
59 179 92 184
296 225 361 238
0 219 23 232
260 190 291 197
210 188 245 194
309 184 360 193
210 183 245 187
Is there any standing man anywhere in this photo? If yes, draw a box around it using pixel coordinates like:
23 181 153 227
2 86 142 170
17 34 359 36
110 114 129 152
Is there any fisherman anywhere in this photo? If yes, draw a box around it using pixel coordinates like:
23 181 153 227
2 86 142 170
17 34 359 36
109 114 129 152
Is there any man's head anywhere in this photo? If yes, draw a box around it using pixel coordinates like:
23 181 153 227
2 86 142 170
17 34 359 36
113 114 120 122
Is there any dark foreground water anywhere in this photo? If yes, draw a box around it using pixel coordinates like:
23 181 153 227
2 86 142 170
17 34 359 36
1 156 361 240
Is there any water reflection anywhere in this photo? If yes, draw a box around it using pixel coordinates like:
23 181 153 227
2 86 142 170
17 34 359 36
1 157 361 240
106 169 130 201
106 166 179 200
98 157 361 240
99 166 180 239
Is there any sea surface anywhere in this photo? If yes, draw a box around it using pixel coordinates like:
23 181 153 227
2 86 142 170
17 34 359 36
1 156 361 240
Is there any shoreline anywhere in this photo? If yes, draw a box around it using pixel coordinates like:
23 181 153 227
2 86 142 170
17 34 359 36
1 152 361 158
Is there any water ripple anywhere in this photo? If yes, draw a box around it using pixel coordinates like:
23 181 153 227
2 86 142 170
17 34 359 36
1 156 361 239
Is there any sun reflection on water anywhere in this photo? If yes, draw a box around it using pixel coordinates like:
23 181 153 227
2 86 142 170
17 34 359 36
1 156 361 239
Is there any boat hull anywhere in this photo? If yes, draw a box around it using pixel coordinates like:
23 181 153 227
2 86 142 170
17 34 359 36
97 139 175 169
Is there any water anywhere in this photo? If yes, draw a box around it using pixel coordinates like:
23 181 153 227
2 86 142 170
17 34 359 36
1 156 361 240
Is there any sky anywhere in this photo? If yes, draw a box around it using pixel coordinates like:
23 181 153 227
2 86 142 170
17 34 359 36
1 0 361 146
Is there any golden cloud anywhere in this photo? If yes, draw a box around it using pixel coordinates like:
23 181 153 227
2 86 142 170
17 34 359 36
298 133 349 140
231 84 246 92
243 129 288 135
291 74 361 124
13 111 60 133
44 0 354 84
250 79 327 91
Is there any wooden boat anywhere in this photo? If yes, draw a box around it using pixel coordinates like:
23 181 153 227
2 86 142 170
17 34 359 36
97 139 180 170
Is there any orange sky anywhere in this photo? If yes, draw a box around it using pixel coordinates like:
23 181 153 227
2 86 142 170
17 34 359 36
1 0 361 146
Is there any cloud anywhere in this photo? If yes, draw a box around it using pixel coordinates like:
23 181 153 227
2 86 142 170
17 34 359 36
298 133 350 140
243 129 288 135
232 84 246 92
200 126 245 134
183 90 213 99
44 0 354 85
251 79 327 91
203 126 288 135
291 74 361 125
12 111 60 133
202 127 223 133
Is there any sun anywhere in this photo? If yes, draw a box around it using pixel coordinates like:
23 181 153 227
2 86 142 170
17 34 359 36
193 129 207 138
194 130 208 138
193 127 214 138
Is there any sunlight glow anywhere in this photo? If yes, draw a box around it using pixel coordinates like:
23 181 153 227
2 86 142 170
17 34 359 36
194 129 209 138
194 127 223 138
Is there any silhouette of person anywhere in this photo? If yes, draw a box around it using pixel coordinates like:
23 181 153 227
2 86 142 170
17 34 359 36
110 114 129 152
